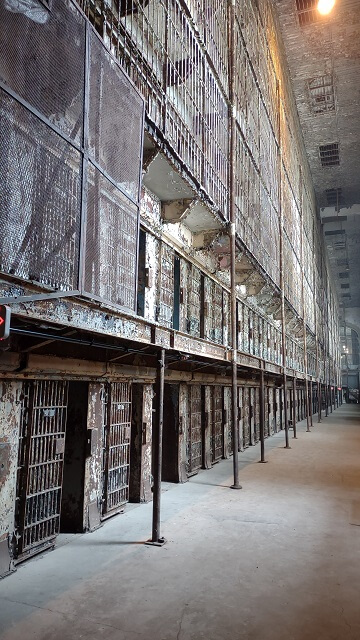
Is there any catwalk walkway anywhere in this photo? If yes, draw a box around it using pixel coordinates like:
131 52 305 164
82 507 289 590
1 404 360 640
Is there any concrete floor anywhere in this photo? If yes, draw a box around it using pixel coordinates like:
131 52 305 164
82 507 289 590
1 404 360 640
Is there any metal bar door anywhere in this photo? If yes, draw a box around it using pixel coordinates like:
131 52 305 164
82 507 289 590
211 386 224 463
15 380 68 561
186 385 202 475
102 381 132 517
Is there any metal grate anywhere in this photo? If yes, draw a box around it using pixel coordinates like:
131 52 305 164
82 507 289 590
15 380 68 561
0 91 82 290
89 32 143 202
0 0 85 144
296 0 319 26
0 1 144 307
319 143 340 166
102 382 132 517
325 187 343 206
186 263 201 337
157 243 174 328
308 75 335 114
186 385 202 475
211 386 223 463
85 164 138 310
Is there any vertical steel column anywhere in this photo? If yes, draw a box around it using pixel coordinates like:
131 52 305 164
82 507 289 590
325 383 329 417
292 377 297 439
259 367 266 462
148 348 166 545
318 383 322 423
309 380 313 426
229 0 241 489
277 83 290 450
330 385 333 413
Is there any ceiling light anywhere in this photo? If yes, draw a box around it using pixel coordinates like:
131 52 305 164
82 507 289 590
317 0 336 15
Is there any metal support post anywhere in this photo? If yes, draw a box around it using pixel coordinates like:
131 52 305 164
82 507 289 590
292 377 297 439
309 380 313 427
146 348 166 546
259 368 267 462
229 0 241 489
318 383 322 423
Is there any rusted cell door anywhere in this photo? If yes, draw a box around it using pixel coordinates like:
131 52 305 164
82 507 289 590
254 387 260 443
242 387 251 448
211 386 224 463
186 385 202 476
102 382 132 518
15 380 68 562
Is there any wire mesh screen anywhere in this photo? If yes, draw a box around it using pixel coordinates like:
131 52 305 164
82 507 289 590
89 32 144 202
0 1 143 309
85 164 138 309
0 0 85 144
0 91 82 290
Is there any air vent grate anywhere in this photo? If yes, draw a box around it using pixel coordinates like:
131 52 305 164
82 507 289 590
341 284 350 289
320 143 339 166
339 272 349 279
296 0 318 26
325 187 342 206
308 76 335 114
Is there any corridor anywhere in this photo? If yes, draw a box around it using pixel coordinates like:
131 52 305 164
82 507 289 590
1 405 360 640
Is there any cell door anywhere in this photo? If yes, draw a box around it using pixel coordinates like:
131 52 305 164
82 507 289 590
211 386 224 463
15 380 68 561
102 382 132 518
186 385 202 475
243 387 251 448
254 387 260 443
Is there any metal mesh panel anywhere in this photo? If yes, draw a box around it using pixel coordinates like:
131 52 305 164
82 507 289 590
85 164 138 311
0 91 81 290
186 263 201 337
157 243 174 328
89 32 143 202
0 0 85 144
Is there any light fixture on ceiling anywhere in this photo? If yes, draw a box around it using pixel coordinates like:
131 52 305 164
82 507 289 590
317 0 336 15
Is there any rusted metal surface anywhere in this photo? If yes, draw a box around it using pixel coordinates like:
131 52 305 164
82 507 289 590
0 1 144 313
186 384 203 476
14 380 68 561
101 382 132 517
211 386 224 463
83 382 103 531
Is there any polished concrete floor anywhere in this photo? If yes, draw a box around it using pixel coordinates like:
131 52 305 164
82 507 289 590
1 404 360 640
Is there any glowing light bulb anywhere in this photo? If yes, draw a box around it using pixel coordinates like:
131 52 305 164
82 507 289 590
317 0 336 15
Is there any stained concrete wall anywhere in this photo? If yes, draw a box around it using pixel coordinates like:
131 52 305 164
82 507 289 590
0 381 21 576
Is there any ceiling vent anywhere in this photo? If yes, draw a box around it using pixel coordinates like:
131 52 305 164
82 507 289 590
341 284 350 289
308 76 335 114
296 0 318 26
319 143 340 167
339 272 349 279
325 187 343 206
